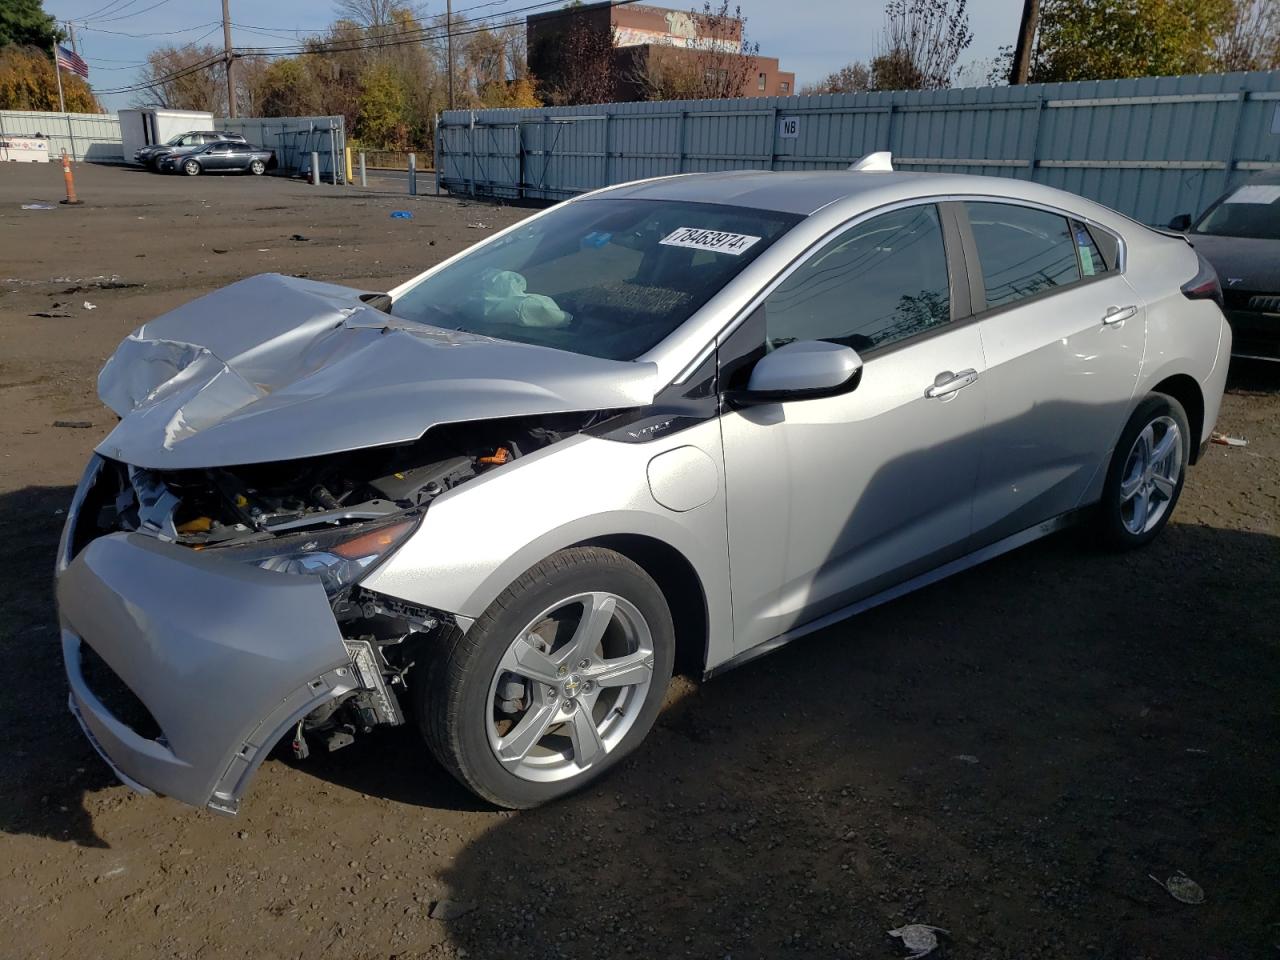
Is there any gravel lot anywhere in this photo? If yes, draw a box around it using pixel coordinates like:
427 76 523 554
0 162 1276 960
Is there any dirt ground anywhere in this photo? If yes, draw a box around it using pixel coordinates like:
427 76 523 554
0 162 1276 960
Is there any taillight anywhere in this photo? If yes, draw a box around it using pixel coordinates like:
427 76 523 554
1181 253 1223 308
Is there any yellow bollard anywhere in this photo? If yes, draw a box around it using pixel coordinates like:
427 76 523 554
59 150 83 205
345 146 353 186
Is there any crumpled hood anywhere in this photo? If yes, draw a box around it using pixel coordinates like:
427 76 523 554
1186 234 1280 293
97 273 660 469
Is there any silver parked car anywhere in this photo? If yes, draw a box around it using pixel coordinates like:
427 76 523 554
57 160 1231 813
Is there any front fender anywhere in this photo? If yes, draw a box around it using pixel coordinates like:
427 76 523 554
361 425 736 671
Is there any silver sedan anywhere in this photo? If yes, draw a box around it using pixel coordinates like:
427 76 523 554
58 159 1231 812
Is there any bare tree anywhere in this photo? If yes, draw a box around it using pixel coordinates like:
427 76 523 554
1214 0 1280 70
871 0 973 90
631 1 760 100
540 16 617 105
800 62 872 95
134 45 227 113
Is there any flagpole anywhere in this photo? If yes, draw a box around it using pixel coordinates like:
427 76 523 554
52 38 66 114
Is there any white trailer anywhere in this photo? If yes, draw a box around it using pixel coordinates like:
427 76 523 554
118 109 215 165
0 134 51 162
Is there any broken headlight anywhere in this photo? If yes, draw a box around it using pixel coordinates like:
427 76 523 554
217 516 418 596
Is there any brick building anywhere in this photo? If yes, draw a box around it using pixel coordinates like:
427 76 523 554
527 2 795 103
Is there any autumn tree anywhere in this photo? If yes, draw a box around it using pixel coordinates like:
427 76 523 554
355 60 410 149
0 44 99 111
871 0 972 90
800 62 872 96
1029 0 1236 81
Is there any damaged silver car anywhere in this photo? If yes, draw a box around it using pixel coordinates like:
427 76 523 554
58 162 1231 812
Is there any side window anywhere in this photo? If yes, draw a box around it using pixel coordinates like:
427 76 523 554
1070 219 1106 277
764 205 952 354
966 202 1080 309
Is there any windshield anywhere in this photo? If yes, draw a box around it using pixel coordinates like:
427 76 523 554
1193 183 1280 240
391 198 800 361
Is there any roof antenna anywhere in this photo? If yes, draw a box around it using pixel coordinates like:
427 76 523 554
849 151 893 172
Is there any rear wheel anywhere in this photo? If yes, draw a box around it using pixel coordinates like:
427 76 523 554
418 547 675 808
1098 393 1190 549
249 158 266 176
182 158 201 177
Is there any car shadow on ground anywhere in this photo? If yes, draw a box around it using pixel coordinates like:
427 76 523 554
0 484 115 848
309 520 1279 958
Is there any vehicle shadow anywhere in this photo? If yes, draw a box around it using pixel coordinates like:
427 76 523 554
422 521 1279 958
0 484 115 848
1226 356 1280 394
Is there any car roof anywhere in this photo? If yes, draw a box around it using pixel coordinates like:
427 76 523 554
590 168 1124 221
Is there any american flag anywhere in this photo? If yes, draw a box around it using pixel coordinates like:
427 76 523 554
55 45 89 80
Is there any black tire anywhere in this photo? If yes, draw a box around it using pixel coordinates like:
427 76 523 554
417 546 675 808
1098 392 1191 550
249 159 266 176
182 158 201 177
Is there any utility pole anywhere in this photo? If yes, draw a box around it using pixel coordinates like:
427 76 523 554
222 0 236 117
1010 0 1039 85
66 21 79 56
446 0 454 111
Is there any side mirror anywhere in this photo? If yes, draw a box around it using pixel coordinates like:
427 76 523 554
1167 213 1192 232
731 340 863 406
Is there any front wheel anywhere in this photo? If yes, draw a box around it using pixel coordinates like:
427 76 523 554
417 547 675 808
1098 393 1190 549
182 158 201 177
249 159 266 175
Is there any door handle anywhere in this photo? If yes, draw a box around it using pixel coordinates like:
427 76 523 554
1103 304 1138 325
925 368 979 399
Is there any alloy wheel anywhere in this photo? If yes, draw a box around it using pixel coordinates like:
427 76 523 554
486 591 655 783
1118 415 1182 535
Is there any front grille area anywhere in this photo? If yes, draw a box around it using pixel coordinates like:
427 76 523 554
1249 294 1280 314
77 641 164 742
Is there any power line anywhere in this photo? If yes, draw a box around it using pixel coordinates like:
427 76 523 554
94 0 640 95
84 0 179 25
78 19 220 37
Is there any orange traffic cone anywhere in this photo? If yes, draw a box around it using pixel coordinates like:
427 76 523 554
60 150 82 206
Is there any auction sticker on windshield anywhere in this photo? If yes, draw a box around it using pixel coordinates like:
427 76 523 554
660 227 762 255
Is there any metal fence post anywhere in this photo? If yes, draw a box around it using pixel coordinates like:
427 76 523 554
359 151 367 187
328 126 338 184
677 110 686 174
408 152 417 196
1027 94 1045 182
434 113 442 195
310 151 320 186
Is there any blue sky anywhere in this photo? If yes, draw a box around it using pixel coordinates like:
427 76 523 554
51 0 1024 112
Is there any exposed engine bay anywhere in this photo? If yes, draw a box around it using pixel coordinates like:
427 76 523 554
68 412 602 757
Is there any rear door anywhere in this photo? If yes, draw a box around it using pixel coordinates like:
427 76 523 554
961 201 1146 547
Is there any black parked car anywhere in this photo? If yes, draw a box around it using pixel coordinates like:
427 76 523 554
1170 173 1280 362
158 140 276 177
136 131 246 169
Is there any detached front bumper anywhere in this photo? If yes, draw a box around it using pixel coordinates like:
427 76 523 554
57 474 357 815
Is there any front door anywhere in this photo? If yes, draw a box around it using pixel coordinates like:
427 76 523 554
720 203 987 653
961 202 1147 546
